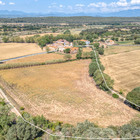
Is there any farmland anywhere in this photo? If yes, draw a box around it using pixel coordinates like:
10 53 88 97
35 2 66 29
104 45 140 56
5 53 76 64
101 49 140 95
0 60 137 127
0 43 45 60
20 33 60 39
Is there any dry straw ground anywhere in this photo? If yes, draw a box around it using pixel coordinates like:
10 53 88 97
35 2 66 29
104 45 140 56
0 60 138 127
101 49 140 96
20 33 60 39
0 43 45 60
6 53 76 64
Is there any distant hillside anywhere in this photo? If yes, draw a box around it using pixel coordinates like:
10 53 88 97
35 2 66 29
0 9 140 18
0 16 140 25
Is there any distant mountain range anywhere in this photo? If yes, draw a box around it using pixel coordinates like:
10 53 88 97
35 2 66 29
0 9 140 18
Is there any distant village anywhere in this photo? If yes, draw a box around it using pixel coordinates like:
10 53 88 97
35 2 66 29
47 39 115 53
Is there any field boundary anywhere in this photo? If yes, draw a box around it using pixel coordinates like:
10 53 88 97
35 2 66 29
0 51 51 62
0 59 79 70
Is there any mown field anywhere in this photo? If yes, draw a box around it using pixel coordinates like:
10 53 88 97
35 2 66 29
0 43 45 60
5 53 76 64
20 33 60 39
101 49 140 95
83 47 92 52
105 45 140 56
0 60 137 127
5 47 90 64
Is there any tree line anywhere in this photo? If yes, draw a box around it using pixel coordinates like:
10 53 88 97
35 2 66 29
0 98 140 140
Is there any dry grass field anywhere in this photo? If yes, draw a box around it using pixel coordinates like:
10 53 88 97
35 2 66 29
0 43 45 60
0 60 138 127
6 53 76 64
105 45 140 56
101 50 140 95
83 47 92 52
20 33 60 39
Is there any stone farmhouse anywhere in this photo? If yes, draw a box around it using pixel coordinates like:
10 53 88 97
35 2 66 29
47 39 78 53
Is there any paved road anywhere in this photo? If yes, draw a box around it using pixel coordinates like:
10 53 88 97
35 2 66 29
0 51 55 63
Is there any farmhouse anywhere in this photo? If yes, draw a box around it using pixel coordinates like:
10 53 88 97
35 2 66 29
80 39 90 45
48 39 74 53
70 47 79 54
105 39 115 45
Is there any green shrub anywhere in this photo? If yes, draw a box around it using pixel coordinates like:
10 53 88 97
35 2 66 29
94 43 100 49
64 48 71 53
89 61 105 76
94 70 114 91
126 87 140 106
76 47 82 59
97 47 104 55
0 99 6 106
134 38 140 44
119 89 123 95
20 107 25 111
112 94 119 98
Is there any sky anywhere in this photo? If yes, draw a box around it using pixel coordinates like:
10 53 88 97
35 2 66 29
0 0 140 13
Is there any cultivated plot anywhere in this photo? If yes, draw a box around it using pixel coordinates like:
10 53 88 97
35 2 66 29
101 50 140 95
104 45 140 56
5 53 76 64
0 43 44 60
0 60 137 127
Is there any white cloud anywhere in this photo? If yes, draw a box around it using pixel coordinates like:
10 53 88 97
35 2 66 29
131 0 140 4
47 0 140 14
117 0 128 6
75 4 85 7
9 2 15 5
88 2 107 8
59 5 63 8
0 1 5 5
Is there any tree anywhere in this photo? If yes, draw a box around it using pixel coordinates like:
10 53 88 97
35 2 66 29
89 62 98 76
94 43 100 49
115 38 119 41
64 54 72 61
126 87 140 107
64 48 71 54
2 37 9 43
64 30 71 35
76 47 82 59
100 38 104 42
134 38 140 44
83 52 90 59
94 70 114 91
89 62 104 76
51 28 57 33
98 48 104 55
46 46 50 52
37 38 46 50
6 118 40 140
